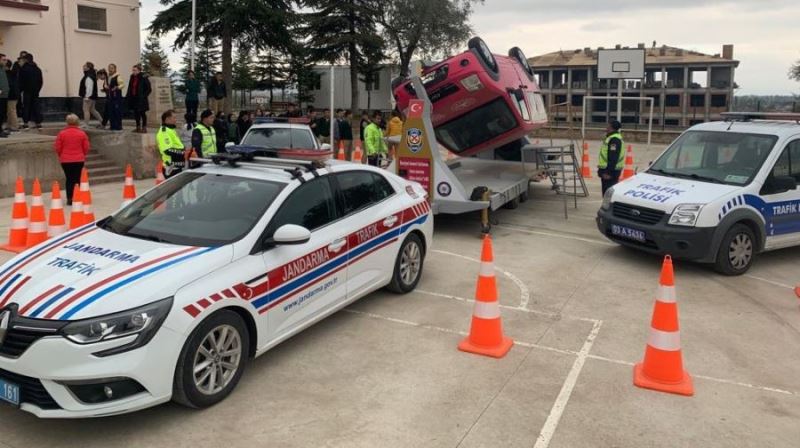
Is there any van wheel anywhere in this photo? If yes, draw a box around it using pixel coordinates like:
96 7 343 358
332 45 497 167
468 37 498 73
508 47 533 76
387 233 425 294
173 310 249 408
714 224 755 275
503 196 520 209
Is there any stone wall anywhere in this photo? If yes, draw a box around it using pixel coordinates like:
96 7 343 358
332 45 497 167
0 136 63 198
85 130 160 180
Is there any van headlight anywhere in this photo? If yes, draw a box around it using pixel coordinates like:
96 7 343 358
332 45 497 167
460 74 484 92
601 188 614 210
669 204 703 227
61 297 173 356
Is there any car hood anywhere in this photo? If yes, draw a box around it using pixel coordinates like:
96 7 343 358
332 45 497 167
0 226 231 321
613 173 741 213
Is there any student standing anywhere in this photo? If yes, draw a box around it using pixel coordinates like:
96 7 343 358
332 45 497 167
4 59 20 132
54 114 90 205
79 62 103 128
126 64 152 133
105 64 124 131
184 70 200 129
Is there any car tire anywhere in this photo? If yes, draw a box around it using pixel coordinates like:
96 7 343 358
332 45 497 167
386 233 426 294
503 196 520 209
714 223 756 276
508 47 534 76
468 37 498 73
173 309 249 409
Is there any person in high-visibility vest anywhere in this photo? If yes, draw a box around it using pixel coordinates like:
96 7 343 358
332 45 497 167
192 109 217 158
597 120 625 195
156 109 188 178
364 111 388 167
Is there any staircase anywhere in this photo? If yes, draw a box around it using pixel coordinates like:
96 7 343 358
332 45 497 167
536 144 589 198
85 150 125 185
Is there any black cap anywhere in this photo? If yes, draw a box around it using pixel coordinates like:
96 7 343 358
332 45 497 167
610 120 621 130
200 109 215 119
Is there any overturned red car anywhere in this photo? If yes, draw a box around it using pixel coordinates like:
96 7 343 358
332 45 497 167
393 37 548 157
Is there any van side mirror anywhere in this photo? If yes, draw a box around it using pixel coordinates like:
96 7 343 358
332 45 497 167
264 224 311 247
225 142 235 148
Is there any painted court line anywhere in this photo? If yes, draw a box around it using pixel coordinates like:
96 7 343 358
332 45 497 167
431 249 532 309
533 320 602 448
743 274 794 290
495 224 616 247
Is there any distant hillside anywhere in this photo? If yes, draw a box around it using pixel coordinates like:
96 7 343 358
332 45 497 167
733 95 798 112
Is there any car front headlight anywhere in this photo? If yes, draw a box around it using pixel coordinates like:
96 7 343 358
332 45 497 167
601 188 614 210
668 204 703 227
61 297 173 356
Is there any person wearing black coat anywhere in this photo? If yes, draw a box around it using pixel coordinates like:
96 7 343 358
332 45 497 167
126 64 152 133
19 53 43 129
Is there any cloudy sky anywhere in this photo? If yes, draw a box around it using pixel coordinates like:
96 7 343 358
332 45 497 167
140 0 800 95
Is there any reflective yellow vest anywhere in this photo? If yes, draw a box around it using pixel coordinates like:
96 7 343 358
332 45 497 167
598 132 625 170
156 126 184 165
197 123 217 156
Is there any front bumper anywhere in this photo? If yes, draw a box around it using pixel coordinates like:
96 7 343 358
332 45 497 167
596 206 717 262
0 325 183 418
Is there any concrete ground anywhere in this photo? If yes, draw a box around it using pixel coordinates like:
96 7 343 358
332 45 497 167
0 143 798 448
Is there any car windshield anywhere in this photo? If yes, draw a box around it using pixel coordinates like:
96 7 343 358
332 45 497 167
242 127 316 149
648 130 777 186
99 172 285 246
435 98 517 153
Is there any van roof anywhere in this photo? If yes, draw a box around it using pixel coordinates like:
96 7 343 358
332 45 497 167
689 119 800 138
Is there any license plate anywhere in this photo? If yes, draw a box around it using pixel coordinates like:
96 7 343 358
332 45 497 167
0 378 20 406
611 224 647 243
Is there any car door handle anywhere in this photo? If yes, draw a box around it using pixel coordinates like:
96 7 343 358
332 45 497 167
383 216 399 227
327 239 347 253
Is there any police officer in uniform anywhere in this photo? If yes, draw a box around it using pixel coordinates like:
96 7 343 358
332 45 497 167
192 109 217 158
156 109 188 178
597 120 624 195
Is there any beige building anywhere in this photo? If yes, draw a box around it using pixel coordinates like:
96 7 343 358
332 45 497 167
0 0 140 116
530 43 739 128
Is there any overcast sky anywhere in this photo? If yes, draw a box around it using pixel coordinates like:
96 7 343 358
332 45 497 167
140 0 800 95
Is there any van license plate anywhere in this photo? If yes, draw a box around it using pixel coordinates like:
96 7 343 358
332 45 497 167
611 224 646 243
0 378 20 406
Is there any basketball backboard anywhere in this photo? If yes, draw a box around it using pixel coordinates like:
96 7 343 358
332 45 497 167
597 49 645 79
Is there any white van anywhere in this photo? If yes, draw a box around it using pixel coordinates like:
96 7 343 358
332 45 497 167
596 112 800 275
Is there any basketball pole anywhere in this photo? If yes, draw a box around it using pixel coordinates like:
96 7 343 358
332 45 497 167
617 79 623 122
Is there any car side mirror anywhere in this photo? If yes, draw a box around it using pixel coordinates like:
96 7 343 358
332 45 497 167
225 142 235 148
320 143 331 151
265 224 311 246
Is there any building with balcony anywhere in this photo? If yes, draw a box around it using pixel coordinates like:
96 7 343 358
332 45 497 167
0 0 140 119
529 43 739 128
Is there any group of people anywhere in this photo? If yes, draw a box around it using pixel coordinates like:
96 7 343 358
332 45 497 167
78 61 152 132
0 51 44 137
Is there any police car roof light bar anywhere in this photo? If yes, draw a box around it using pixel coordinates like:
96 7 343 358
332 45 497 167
190 155 322 178
721 112 800 124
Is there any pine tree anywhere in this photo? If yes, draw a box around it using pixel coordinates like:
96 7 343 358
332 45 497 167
232 47 257 107
141 34 171 77
286 46 319 106
255 49 290 106
177 36 221 95
302 0 384 114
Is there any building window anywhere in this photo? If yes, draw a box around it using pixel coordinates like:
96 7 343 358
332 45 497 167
366 73 381 91
711 95 727 108
78 5 107 32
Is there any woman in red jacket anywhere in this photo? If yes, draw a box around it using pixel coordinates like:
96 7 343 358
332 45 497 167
54 114 90 205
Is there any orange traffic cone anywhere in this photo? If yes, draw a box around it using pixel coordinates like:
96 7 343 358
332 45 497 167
25 178 48 248
122 164 137 207
1 177 29 253
634 255 694 396
47 182 67 238
337 140 346 161
620 145 635 181
458 235 514 358
155 161 166 185
80 168 95 223
581 141 592 179
353 142 364 164
795 285 800 298
69 184 85 229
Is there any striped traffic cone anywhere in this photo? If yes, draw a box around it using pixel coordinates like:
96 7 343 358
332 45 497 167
634 255 694 396
80 168 95 223
25 178 48 248
122 164 137 207
337 140 346 161
0 177 29 253
580 141 592 179
458 235 514 358
155 161 166 185
353 142 364 164
47 182 67 238
69 184 85 229
620 145 635 181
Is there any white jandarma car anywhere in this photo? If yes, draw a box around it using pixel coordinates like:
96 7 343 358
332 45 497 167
0 154 432 417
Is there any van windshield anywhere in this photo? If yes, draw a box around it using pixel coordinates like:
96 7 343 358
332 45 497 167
435 98 517 153
648 131 777 186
